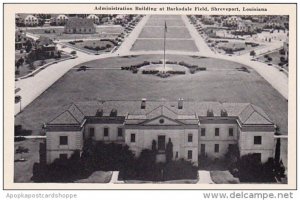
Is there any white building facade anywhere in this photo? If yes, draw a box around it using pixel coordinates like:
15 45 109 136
45 100 276 165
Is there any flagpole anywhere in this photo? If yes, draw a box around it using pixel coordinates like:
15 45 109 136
164 21 166 70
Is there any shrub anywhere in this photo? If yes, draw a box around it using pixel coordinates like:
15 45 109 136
70 51 76 55
14 137 26 142
151 60 163 64
163 159 198 180
142 70 159 74
100 39 117 46
237 154 277 182
168 71 185 75
165 61 178 64
15 125 32 136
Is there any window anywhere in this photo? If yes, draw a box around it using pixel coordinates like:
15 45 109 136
118 128 123 137
104 127 109 137
59 153 68 160
89 127 95 137
188 134 193 142
229 128 234 137
200 144 205 155
158 135 166 151
130 134 136 143
214 144 219 153
215 128 219 136
187 150 193 160
59 136 68 145
254 136 262 145
201 128 206 136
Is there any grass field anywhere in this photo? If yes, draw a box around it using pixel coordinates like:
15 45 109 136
66 40 115 54
149 15 182 20
15 54 288 136
257 50 288 71
139 26 191 39
131 39 198 52
145 19 185 27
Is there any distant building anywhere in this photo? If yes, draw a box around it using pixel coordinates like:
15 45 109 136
223 16 242 27
87 14 100 24
56 14 69 25
24 14 39 26
64 18 96 34
45 99 276 165
236 20 255 33
35 36 58 58
16 14 39 27
15 30 27 50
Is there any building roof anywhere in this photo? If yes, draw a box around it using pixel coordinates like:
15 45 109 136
238 104 273 125
47 100 274 127
65 18 95 29
48 103 85 125
87 14 99 19
36 36 56 46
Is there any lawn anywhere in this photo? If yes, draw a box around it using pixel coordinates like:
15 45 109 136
15 53 71 78
65 40 115 54
145 19 185 27
15 54 288 137
213 40 262 55
14 139 44 182
149 15 182 20
131 39 198 52
139 26 191 39
210 171 240 184
257 50 288 71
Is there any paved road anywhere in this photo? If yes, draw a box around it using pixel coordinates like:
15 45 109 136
197 170 214 184
109 171 124 184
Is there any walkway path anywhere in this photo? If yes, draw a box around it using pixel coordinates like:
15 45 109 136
116 15 150 55
197 170 214 184
109 171 124 184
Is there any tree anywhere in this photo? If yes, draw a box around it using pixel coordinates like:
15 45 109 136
16 146 29 161
166 138 173 163
57 51 61 58
15 95 22 112
250 50 256 57
106 44 112 49
151 140 157 153
25 40 33 53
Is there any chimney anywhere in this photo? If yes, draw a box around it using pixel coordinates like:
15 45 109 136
207 109 214 117
110 108 117 117
141 98 147 109
220 109 228 117
95 108 103 117
178 98 183 109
